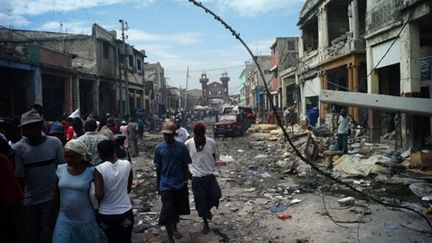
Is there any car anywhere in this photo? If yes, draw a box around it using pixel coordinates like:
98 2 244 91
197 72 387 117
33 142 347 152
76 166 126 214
221 105 256 127
213 113 247 137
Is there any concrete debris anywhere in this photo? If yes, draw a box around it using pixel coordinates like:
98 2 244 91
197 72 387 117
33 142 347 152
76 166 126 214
238 205 254 216
254 154 268 159
289 199 302 205
128 120 432 242
409 183 432 198
333 155 389 177
338 197 355 207
220 154 235 162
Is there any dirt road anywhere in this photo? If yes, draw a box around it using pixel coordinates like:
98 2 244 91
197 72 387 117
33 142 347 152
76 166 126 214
129 128 432 242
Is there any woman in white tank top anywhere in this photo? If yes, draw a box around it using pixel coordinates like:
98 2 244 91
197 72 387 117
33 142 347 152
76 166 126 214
94 140 133 243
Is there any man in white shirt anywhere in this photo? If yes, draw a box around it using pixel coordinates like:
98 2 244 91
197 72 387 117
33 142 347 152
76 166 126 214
337 109 352 154
174 120 190 143
184 123 221 235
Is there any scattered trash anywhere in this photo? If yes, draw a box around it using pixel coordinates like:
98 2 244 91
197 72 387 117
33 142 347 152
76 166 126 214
261 172 272 178
409 183 432 198
269 204 288 213
215 161 228 167
289 199 302 205
220 154 235 162
254 198 270 205
132 179 141 188
384 223 398 230
338 197 355 207
333 155 389 177
277 214 292 221
255 154 269 159
238 205 254 216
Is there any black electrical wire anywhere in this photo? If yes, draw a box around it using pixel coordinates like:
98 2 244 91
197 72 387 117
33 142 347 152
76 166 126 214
188 0 432 231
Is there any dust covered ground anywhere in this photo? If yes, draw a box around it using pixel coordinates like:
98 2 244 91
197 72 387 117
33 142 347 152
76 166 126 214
129 121 432 243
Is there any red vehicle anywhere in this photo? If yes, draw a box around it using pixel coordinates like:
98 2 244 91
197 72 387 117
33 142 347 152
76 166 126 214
221 106 255 127
213 113 247 137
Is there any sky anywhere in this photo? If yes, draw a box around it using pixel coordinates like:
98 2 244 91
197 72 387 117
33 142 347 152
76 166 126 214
0 0 305 94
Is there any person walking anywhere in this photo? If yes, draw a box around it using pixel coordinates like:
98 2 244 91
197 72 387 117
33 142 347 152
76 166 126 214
184 123 221 235
337 108 352 154
119 121 129 149
77 119 108 166
95 140 134 243
127 118 139 157
174 119 190 144
52 139 100 243
154 121 192 243
14 108 65 243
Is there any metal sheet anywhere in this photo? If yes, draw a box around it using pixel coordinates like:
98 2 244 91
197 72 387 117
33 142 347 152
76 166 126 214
320 90 432 116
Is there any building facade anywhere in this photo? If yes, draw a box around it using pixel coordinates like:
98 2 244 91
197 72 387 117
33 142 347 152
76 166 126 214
364 0 432 147
0 23 146 119
0 40 74 120
199 72 230 105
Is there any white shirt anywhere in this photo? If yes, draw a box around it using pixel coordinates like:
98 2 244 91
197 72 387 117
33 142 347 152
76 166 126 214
96 159 132 215
337 115 352 134
185 136 216 177
175 127 190 143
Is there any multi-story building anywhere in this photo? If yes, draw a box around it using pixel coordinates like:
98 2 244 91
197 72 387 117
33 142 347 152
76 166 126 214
186 89 203 110
298 0 367 126
0 24 147 118
270 37 299 109
144 62 166 114
364 0 432 147
199 72 230 105
239 61 255 107
0 41 74 120
246 55 272 120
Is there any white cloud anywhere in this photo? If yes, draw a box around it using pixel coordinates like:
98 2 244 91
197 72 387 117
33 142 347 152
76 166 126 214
37 20 115 35
216 0 305 17
0 12 31 26
128 29 202 45
8 0 155 16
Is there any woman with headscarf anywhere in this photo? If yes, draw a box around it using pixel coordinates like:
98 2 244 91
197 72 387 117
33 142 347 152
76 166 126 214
52 139 101 243
184 123 221 235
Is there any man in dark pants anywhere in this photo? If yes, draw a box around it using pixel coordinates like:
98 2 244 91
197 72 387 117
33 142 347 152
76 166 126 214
154 121 192 243
337 109 352 154
14 109 65 243
185 123 221 234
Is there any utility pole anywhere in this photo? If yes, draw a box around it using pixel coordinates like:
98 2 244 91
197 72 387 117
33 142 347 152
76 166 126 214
185 66 189 111
119 19 130 116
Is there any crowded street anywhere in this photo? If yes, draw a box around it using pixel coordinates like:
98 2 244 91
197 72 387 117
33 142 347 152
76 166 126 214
1 0 432 243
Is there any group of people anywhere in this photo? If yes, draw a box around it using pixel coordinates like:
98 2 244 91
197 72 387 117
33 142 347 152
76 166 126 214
154 121 221 243
1 105 222 243
1 108 134 243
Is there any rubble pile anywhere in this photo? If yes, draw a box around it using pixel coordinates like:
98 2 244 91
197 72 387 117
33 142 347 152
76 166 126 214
129 124 432 242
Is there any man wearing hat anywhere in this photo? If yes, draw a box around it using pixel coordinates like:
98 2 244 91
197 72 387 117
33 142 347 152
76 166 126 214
154 121 192 243
14 108 65 243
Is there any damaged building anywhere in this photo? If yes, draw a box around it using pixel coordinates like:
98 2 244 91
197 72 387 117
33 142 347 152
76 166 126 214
0 41 74 120
0 24 147 118
297 0 367 126
294 0 432 149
